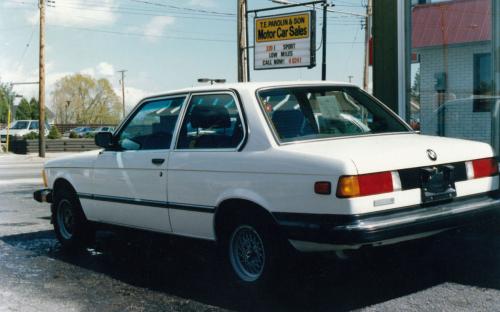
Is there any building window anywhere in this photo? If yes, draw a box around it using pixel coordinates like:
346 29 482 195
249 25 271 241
473 53 492 112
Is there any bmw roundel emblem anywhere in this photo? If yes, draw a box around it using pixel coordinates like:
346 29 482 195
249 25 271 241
427 149 437 161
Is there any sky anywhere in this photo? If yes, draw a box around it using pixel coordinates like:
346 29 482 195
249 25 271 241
0 0 368 113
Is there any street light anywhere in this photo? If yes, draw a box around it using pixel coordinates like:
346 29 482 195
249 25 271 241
197 78 226 85
65 100 71 125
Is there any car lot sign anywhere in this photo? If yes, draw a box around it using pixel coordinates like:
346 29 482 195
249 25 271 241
254 11 316 70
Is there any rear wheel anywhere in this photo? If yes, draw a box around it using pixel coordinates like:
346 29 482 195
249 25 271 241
222 214 285 288
53 187 94 249
229 225 267 282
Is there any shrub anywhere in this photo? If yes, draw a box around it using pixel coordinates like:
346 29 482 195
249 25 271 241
23 132 39 140
69 131 78 139
84 132 94 138
47 126 62 139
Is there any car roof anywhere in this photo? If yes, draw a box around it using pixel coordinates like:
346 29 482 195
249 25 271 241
142 81 358 101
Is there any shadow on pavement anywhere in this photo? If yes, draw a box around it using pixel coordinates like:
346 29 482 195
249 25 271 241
1 220 499 311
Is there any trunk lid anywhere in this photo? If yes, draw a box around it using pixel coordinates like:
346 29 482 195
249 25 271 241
280 133 495 174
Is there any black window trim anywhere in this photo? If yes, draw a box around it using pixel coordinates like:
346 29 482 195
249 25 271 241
255 84 414 146
173 90 248 152
111 93 189 151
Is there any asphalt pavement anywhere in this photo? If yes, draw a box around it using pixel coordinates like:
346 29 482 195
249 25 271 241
0 152 500 311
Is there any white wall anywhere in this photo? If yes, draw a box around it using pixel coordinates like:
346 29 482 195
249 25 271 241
416 42 492 143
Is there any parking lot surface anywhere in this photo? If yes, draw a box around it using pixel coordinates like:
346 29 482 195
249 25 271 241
0 153 500 311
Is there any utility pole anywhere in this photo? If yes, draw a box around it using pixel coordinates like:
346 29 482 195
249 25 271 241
363 0 372 90
237 0 248 82
118 70 127 119
321 0 327 81
38 0 46 158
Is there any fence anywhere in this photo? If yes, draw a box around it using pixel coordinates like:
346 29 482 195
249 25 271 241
9 138 99 154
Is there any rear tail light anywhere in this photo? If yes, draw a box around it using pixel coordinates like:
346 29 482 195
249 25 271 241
466 158 499 179
337 171 395 198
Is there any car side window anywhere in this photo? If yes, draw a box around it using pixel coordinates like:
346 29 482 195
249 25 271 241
177 93 244 149
118 97 185 150
29 121 39 130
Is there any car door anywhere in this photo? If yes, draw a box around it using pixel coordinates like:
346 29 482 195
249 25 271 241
28 120 38 134
168 92 247 239
88 95 187 233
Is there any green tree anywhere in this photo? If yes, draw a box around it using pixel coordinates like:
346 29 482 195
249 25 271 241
29 98 40 120
47 125 62 139
0 82 14 123
15 97 42 120
52 74 121 124
15 98 32 120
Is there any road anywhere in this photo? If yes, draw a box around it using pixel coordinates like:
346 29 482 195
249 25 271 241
0 153 500 311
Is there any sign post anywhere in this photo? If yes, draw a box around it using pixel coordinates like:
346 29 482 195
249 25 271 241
254 11 316 70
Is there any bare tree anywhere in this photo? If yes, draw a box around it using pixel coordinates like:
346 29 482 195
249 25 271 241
52 74 121 124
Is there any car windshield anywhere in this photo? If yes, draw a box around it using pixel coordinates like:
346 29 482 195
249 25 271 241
257 86 410 143
10 121 29 130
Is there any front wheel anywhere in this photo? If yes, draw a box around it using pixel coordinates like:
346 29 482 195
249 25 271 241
53 188 94 249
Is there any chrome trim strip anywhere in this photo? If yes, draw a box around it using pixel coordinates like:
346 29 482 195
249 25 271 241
77 193 215 213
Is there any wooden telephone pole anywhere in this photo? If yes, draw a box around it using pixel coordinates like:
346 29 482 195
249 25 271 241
363 0 372 91
118 70 127 119
38 0 46 158
237 0 248 82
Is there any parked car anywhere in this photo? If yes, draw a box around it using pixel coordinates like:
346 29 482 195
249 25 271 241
90 126 115 135
66 127 94 138
0 120 50 143
34 81 500 287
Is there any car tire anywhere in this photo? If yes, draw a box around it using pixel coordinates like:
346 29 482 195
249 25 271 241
222 214 284 289
52 187 94 249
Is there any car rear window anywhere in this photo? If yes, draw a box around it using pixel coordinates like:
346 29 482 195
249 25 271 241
257 86 409 143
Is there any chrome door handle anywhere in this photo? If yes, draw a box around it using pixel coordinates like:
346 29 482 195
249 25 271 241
152 158 165 165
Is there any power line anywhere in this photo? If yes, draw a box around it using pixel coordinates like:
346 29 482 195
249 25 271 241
50 4 236 21
65 14 235 36
128 0 235 16
46 24 235 42
16 23 37 71
0 25 33 31
47 23 364 44
4 0 237 20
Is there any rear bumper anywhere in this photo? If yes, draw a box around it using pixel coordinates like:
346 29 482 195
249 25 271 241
34 189 53 203
273 193 500 248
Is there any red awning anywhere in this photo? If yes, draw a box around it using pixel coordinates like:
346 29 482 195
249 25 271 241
412 0 491 49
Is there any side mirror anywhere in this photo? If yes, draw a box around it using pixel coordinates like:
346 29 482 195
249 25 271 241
95 132 113 148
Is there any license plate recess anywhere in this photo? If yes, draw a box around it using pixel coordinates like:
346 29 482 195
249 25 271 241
420 165 457 203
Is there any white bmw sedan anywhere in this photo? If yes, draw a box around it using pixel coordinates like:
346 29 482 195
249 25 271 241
35 81 500 286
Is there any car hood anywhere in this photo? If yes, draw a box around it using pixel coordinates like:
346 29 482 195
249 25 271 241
0 129 30 135
44 150 101 168
279 133 495 174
